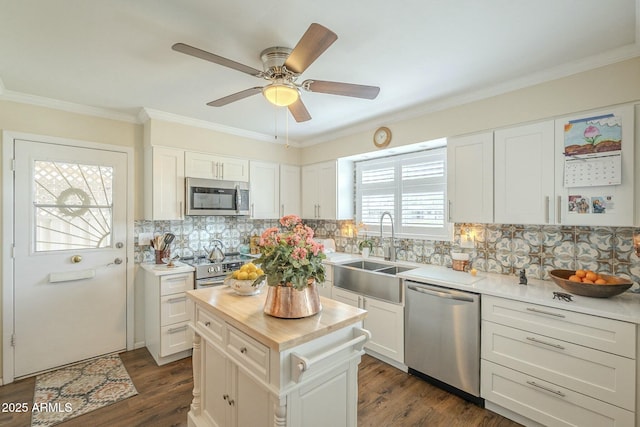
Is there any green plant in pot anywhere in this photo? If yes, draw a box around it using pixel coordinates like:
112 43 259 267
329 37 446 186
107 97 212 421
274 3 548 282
358 239 373 257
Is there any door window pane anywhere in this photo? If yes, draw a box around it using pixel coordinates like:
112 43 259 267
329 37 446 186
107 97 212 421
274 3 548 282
33 161 113 251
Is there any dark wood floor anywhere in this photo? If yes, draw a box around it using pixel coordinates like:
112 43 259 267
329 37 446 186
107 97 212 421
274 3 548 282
0 348 520 427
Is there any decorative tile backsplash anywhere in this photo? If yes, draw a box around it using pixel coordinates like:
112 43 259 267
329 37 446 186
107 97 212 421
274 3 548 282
134 217 640 286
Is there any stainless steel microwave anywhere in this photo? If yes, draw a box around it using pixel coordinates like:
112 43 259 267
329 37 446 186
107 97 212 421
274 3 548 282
185 177 250 216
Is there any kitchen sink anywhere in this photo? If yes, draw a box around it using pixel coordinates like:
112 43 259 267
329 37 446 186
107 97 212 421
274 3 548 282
333 261 417 304
376 266 415 275
340 260 395 271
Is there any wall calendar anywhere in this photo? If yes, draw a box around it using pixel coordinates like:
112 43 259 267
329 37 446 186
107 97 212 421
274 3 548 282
562 112 622 187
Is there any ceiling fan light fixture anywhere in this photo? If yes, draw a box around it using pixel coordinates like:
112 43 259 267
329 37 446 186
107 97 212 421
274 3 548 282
263 82 299 107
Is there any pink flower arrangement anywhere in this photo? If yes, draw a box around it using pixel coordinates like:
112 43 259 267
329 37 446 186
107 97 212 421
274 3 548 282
256 215 326 290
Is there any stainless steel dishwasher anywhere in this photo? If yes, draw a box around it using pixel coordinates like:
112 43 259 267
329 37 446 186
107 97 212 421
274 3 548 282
404 279 482 405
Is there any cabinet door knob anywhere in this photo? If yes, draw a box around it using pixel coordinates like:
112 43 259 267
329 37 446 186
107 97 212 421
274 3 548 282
240 347 247 354
223 394 228 400
204 321 211 327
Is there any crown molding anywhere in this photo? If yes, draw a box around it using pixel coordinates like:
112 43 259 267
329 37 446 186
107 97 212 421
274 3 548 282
299 43 640 147
138 107 302 147
0 89 139 124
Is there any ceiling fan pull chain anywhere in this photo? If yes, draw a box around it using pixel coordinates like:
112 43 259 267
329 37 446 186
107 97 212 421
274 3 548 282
274 105 278 141
285 108 289 149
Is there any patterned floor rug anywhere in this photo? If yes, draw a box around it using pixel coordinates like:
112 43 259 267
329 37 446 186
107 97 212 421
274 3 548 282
31 354 138 427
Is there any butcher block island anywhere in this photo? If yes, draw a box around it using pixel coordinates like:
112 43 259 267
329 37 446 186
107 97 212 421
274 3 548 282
186 286 369 427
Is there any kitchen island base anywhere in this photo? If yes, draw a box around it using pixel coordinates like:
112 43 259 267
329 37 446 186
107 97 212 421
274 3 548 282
187 287 369 427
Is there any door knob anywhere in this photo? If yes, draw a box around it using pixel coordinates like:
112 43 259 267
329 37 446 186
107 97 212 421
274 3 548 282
107 258 123 267
70 255 82 263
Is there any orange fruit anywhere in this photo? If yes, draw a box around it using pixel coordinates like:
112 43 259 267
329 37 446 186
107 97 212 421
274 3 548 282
585 271 598 282
582 279 594 284
594 279 606 285
568 275 582 282
575 269 586 278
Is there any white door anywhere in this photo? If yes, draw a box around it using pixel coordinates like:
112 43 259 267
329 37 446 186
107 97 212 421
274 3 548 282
12 139 128 377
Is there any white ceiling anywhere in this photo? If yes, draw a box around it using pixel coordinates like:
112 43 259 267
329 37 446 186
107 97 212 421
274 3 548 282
1 0 638 146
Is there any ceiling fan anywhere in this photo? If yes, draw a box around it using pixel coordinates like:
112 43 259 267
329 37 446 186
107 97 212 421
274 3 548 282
172 23 380 123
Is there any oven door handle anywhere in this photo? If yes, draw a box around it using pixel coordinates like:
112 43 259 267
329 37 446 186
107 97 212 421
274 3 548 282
196 278 226 288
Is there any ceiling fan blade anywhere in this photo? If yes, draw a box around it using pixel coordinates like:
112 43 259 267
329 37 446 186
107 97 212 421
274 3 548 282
284 23 337 74
172 43 263 77
303 79 380 99
288 98 312 122
207 87 263 107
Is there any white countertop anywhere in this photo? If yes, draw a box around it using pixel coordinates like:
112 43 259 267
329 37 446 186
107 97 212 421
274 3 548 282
323 253 640 324
140 261 194 276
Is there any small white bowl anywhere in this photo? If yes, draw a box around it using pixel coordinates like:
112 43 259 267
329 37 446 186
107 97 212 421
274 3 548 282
225 278 265 296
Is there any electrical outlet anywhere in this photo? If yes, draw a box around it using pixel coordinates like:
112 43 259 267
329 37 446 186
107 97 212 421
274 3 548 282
138 232 154 246
460 234 475 249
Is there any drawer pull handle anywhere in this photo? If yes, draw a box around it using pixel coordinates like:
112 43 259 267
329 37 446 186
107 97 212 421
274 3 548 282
228 399 235 406
167 296 186 303
204 321 211 327
526 336 565 350
526 380 566 397
165 276 188 282
526 307 565 318
168 325 188 334
240 347 248 354
223 394 228 401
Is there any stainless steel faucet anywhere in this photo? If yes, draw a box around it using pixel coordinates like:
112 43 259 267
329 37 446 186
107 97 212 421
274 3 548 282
379 211 396 261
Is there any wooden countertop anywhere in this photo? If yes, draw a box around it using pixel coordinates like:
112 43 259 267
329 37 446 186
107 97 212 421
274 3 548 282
187 286 368 351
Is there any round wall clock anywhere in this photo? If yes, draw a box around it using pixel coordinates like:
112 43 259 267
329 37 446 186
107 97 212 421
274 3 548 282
373 127 391 148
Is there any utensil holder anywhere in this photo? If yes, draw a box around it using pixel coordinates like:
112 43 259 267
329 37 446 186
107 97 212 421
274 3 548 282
155 249 170 264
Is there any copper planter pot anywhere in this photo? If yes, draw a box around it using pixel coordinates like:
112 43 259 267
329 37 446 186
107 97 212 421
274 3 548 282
263 281 322 319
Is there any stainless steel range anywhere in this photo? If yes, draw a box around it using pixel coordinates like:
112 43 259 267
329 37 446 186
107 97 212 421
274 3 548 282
181 252 250 288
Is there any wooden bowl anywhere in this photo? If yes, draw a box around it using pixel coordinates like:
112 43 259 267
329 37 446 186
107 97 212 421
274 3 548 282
549 269 632 298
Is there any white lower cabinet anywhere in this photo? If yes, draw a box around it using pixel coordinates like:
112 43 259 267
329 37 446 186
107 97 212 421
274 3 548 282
202 339 270 427
317 264 333 299
331 287 404 364
481 295 636 427
143 268 194 365
482 360 634 427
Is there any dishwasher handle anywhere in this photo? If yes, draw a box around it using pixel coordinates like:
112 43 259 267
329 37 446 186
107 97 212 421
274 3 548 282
407 284 475 302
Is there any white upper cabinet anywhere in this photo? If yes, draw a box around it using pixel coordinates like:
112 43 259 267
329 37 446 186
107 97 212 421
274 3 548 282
301 165 321 219
144 146 185 220
279 164 301 217
447 132 494 223
554 105 635 226
249 160 280 219
494 121 555 224
185 151 249 182
302 160 353 220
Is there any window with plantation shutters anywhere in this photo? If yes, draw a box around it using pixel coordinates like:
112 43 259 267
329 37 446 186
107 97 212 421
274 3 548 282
356 148 452 240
